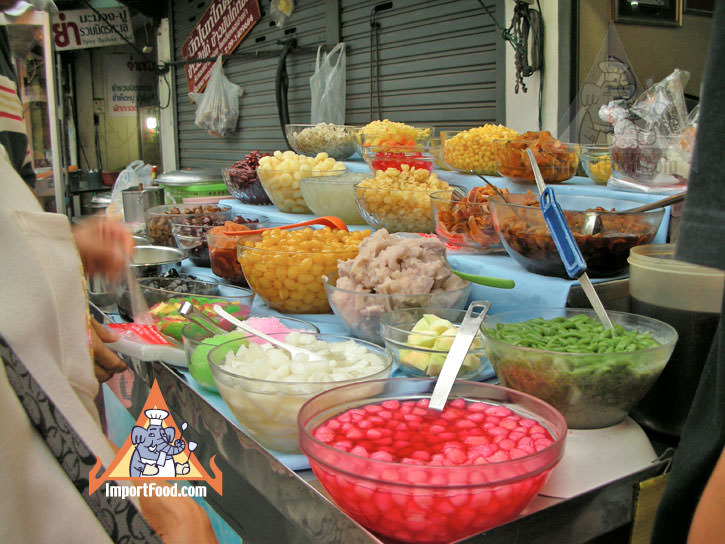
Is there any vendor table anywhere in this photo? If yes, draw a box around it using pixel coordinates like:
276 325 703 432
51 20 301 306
102 165 675 543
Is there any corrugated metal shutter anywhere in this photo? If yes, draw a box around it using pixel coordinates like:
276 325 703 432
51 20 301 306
171 0 504 169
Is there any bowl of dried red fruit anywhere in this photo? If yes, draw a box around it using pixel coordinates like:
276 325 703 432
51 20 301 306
222 150 272 205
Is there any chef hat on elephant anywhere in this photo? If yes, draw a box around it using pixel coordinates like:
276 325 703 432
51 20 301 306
145 409 169 426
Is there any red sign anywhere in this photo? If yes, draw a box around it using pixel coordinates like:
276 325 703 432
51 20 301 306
182 0 261 95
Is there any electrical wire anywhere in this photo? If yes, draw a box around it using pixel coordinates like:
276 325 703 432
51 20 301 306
369 3 392 121
275 40 294 149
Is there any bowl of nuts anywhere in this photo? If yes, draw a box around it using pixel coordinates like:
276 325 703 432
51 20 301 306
144 203 232 247
222 150 272 205
256 151 347 213
440 124 519 175
353 166 452 233
237 227 370 314
285 123 358 160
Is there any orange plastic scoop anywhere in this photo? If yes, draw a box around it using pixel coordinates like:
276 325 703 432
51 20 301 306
222 215 348 237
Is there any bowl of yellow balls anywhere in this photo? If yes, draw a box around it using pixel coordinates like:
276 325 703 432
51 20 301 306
256 151 346 213
353 166 453 233
580 144 612 186
237 227 371 314
440 124 519 175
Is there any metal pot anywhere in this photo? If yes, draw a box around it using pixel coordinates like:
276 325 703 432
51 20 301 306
122 185 165 224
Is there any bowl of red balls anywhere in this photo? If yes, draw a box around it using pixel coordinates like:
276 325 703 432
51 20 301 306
361 142 435 173
222 151 273 205
298 378 567 543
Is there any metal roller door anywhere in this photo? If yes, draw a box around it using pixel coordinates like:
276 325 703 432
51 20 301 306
170 0 504 168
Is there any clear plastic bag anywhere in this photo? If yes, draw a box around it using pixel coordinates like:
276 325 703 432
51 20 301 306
189 56 242 137
310 43 346 125
106 160 153 222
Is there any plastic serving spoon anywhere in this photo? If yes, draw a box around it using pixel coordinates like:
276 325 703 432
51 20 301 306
224 215 348 237
526 148 614 330
429 301 491 411
450 268 515 289
212 305 324 361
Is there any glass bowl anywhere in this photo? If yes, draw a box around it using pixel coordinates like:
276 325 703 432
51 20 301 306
182 316 320 392
237 241 361 314
323 272 472 344
430 187 505 252
379 307 489 379
285 123 358 160
221 164 272 205
354 183 442 234
482 307 678 428
355 124 433 156
488 193 665 278
206 216 270 286
299 171 369 225
360 143 435 173
580 144 612 185
120 276 254 341
171 223 214 267
298 378 567 543
144 203 232 247
257 166 347 214
440 126 518 175
494 134 581 185
208 333 393 453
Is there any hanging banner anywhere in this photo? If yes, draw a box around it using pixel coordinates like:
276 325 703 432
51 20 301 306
181 0 261 95
104 54 156 117
51 7 134 51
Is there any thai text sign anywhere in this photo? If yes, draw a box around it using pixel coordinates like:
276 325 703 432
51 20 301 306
52 7 134 51
182 0 261 94
104 54 156 117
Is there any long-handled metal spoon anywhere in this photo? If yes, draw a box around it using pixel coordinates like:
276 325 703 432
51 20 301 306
429 301 491 411
213 305 324 361
526 149 614 330
582 191 686 235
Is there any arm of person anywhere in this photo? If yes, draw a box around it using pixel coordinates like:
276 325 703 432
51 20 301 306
688 445 725 543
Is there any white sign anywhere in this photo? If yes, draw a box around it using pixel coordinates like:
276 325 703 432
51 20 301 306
104 54 155 117
51 7 134 51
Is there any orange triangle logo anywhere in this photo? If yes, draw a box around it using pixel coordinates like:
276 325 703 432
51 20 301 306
89 379 222 495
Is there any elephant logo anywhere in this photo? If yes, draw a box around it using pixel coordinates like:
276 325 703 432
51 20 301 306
89 380 222 495
129 409 197 477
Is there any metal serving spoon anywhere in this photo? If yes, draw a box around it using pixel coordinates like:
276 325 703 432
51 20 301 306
582 191 686 235
212 305 324 361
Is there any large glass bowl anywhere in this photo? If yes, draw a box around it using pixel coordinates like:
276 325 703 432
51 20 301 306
360 143 435 173
206 216 271 286
144 203 232 247
488 193 665 278
298 378 567 543
430 188 504 253
238 242 360 314
354 183 441 234
323 272 472 344
379 307 489 379
439 127 518 175
208 333 393 453
257 166 347 214
285 123 358 160
494 137 581 185
299 172 369 225
124 276 254 342
182 316 320 392
482 308 678 428
221 166 272 205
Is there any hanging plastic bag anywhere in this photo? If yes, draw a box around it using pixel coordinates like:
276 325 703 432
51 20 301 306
189 56 242 137
310 43 346 125
270 0 294 27
106 160 154 223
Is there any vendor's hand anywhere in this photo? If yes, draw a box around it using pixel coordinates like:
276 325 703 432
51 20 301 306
72 216 133 282
90 317 126 383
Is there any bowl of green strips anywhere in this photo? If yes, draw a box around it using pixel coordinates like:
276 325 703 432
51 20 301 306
481 308 677 429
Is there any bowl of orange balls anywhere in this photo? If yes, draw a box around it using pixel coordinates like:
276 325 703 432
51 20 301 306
440 124 519 175
237 227 371 314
